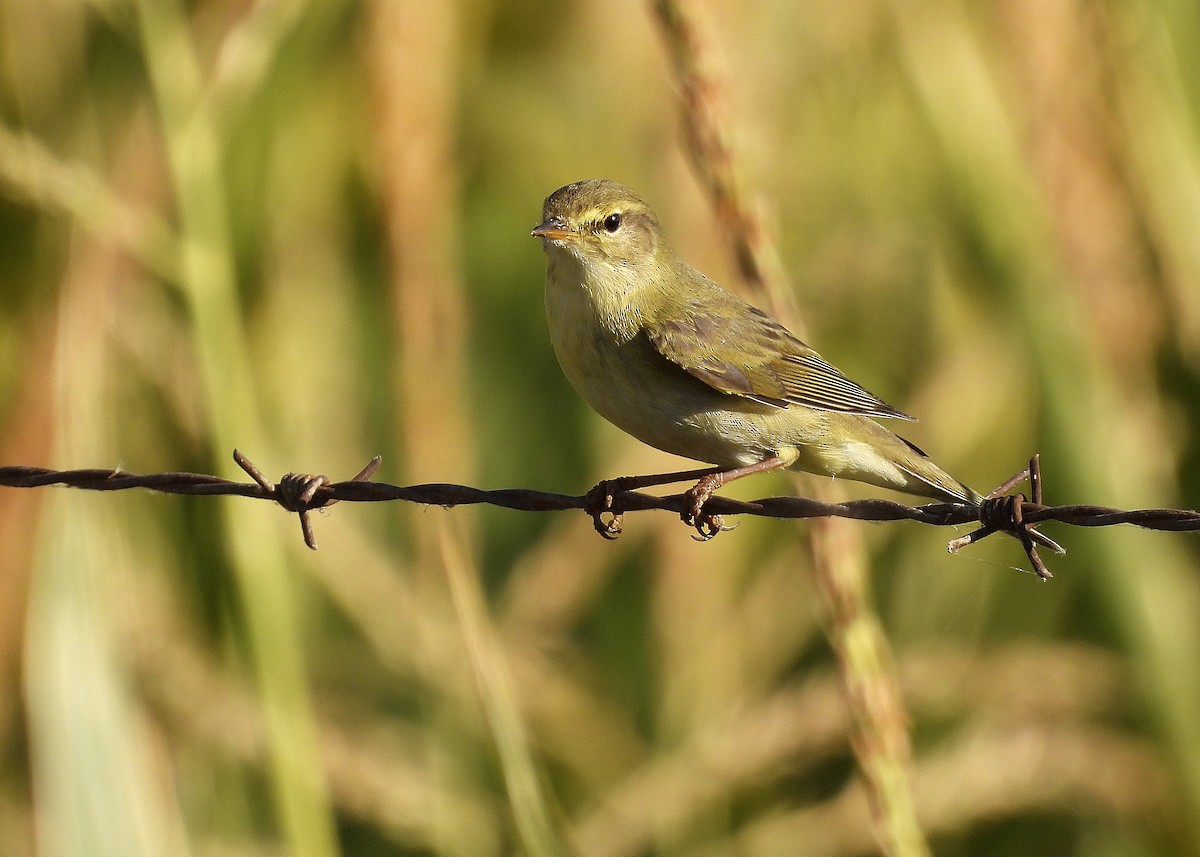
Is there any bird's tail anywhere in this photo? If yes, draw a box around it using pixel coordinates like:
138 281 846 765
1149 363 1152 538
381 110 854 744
893 434 983 505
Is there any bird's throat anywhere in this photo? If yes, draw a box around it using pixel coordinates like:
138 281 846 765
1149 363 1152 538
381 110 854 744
546 246 643 343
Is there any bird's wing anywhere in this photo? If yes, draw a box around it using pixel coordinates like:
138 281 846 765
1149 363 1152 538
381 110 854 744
644 292 914 420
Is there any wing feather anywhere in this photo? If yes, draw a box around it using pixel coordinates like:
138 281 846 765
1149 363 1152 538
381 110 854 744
644 284 913 420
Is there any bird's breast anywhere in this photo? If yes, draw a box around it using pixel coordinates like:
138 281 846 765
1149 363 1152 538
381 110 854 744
544 263 778 467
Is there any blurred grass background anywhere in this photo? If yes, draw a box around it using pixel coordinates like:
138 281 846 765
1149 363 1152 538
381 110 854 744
2 0 1200 855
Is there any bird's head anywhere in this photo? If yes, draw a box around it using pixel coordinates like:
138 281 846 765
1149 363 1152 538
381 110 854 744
531 179 667 274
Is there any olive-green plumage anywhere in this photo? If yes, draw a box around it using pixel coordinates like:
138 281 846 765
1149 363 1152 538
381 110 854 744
532 178 982 505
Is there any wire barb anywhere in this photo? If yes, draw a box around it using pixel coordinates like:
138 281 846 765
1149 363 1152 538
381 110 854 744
232 449 382 550
946 456 1064 580
2 450 1198 577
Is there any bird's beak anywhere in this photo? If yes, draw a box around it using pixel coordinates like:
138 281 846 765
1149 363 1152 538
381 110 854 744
531 217 574 241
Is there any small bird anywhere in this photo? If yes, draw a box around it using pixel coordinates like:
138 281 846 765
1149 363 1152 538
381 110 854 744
532 178 982 535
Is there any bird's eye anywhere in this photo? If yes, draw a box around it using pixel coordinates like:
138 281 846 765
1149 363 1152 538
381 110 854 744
603 212 622 233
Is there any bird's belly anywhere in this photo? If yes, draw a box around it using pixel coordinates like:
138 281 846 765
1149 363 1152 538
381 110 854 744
596 373 774 467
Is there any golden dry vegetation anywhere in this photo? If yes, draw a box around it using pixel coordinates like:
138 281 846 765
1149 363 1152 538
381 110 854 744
1 1 1199 856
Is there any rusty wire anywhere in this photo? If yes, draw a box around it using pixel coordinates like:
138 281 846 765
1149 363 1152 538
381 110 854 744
2 450 1198 578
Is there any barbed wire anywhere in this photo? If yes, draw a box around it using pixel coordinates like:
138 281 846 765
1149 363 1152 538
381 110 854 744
2 450 1198 579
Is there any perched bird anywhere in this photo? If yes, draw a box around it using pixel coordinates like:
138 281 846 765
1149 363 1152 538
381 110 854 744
532 178 982 534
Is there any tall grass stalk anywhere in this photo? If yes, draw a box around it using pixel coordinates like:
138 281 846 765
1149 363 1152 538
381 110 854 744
133 0 339 853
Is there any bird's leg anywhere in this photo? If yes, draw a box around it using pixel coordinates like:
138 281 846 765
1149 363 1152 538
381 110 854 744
683 454 792 540
585 466 722 539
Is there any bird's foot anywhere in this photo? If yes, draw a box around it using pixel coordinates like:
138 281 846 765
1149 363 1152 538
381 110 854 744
584 479 624 540
681 473 738 541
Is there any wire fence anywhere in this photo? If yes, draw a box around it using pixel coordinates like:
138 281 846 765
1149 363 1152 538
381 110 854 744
3 450 1198 579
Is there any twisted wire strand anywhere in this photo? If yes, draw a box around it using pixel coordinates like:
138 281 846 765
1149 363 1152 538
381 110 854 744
2 451 1196 575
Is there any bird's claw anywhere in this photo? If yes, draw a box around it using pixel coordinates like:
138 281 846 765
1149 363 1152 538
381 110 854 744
595 511 624 539
585 480 624 540
690 512 738 541
681 474 736 541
